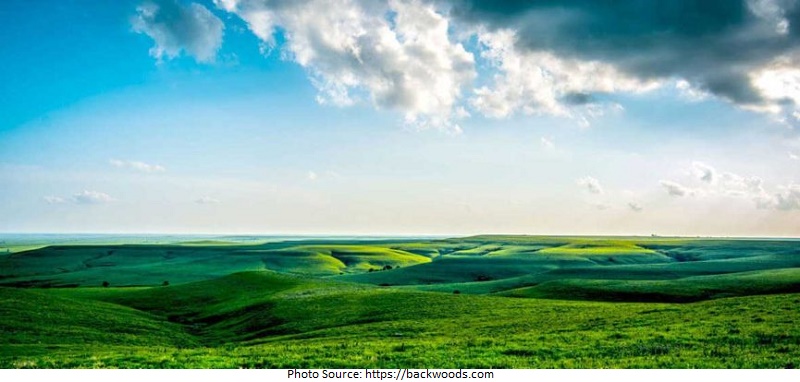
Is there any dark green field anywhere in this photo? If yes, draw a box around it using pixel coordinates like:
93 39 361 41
1 235 799 368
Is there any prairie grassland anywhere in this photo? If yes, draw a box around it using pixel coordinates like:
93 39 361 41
1 235 798 368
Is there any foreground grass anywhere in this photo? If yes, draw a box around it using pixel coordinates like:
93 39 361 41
2 236 798 368
1 271 798 368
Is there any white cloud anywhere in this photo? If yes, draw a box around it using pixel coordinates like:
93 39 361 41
218 0 474 132
148 0 800 132
717 172 773 207
110 159 166 173
306 170 343 181
203 1 800 131
132 0 225 63
628 202 643 212
576 176 604 195
752 58 800 107
725 174 800 211
660 180 695 197
790 151 799 160
43 196 66 204
691 168 775 208
675 79 710 102
72 190 115 205
773 184 800 210
452 1 800 126
471 29 657 125
668 161 800 211
126 0 800 132
540 137 555 150
692 161 716 183
195 196 221 204
748 0 791 35
748 55 800 127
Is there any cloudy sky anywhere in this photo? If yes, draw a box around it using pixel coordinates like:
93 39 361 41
2 0 800 236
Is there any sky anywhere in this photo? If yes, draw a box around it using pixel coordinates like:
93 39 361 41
1 0 800 237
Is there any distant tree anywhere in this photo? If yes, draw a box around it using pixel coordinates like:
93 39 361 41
382 265 393 271
453 290 461 295
102 281 110 288
368 268 376 272
162 280 170 287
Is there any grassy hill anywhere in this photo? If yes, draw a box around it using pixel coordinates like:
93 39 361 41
1 270 799 368
0 241 431 287
0 235 798 368
499 268 800 302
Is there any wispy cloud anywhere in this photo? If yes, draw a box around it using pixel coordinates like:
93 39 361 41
42 191 114 205
773 185 800 210
132 0 224 63
665 161 800 211
110 159 166 173
628 202 643 212
692 161 716 183
660 180 696 197
577 176 604 194
471 29 650 126
540 137 555 150
195 196 220 204
72 190 115 204
675 79 710 102
216 0 474 132
42 196 66 204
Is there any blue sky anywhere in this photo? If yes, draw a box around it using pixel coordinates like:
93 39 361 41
2 0 800 236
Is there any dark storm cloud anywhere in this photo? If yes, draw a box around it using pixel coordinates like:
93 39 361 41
446 0 800 106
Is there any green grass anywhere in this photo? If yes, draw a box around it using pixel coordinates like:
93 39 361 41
0 235 799 368
1 271 799 368
0 288 196 348
0 242 433 286
537 242 657 256
500 268 800 302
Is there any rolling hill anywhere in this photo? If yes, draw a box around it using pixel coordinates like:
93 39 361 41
1 235 799 368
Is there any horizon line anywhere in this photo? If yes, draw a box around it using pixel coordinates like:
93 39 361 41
1 232 799 240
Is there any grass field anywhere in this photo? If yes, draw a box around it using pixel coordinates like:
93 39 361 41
1 235 798 368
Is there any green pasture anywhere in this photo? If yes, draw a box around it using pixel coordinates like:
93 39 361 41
1 235 798 368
